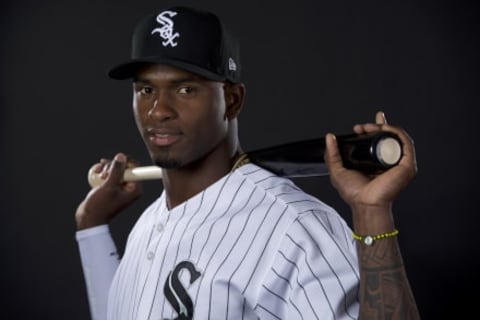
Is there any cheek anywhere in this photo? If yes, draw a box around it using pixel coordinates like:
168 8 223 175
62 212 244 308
132 103 147 135
183 102 228 147
200 98 228 134
133 100 149 128
132 104 142 130
208 90 228 123
133 112 143 133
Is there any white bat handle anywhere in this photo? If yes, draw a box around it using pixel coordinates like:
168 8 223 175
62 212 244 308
88 165 163 188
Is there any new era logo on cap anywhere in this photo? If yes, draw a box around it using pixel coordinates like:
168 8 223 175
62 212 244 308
228 57 237 71
108 6 241 83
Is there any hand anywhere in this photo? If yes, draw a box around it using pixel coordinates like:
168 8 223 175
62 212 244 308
324 112 417 231
75 153 143 230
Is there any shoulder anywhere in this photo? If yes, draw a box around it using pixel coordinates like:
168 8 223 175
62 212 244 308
236 163 356 252
236 163 339 217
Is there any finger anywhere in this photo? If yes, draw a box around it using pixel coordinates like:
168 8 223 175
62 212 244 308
376 111 387 125
98 158 111 179
125 155 140 169
353 123 382 134
92 161 104 174
105 153 128 186
352 111 386 134
324 133 344 173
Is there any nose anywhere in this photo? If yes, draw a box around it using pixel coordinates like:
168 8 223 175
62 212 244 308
148 94 176 121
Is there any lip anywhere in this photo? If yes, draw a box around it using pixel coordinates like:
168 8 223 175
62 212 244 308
146 127 182 147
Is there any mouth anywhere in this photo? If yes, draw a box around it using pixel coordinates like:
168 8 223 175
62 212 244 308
146 127 182 147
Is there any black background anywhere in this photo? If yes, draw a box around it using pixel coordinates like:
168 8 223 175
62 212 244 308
1 0 479 318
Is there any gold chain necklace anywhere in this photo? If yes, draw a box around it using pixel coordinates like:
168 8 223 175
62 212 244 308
231 153 250 172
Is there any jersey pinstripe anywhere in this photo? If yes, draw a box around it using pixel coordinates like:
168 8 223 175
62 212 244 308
106 163 360 319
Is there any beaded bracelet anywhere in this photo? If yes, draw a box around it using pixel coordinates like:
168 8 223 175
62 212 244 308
352 229 399 246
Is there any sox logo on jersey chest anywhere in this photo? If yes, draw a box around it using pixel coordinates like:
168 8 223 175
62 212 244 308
163 261 202 320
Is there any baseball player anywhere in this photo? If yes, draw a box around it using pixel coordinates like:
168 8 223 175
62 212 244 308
75 6 420 320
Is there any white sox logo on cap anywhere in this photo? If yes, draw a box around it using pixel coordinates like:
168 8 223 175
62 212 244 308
108 6 242 83
151 10 180 47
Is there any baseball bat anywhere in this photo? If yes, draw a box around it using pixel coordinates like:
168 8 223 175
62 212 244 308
88 131 402 187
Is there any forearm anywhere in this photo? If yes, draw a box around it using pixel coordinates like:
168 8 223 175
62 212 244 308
352 206 420 319
76 225 120 320
357 237 420 319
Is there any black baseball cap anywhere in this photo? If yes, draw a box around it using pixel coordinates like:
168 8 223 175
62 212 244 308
108 6 241 83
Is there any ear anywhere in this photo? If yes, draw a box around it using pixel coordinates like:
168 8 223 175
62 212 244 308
224 82 246 120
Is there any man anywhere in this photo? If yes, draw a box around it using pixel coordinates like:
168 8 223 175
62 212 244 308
75 6 420 320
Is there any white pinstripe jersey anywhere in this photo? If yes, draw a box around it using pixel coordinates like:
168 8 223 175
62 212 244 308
107 163 360 319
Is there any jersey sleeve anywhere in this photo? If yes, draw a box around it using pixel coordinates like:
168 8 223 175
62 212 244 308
258 209 360 320
76 225 120 320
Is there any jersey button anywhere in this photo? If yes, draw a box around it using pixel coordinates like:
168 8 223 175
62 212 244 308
157 223 164 232
146 251 155 260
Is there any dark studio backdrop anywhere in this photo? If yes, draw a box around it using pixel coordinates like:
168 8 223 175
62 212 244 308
1 0 478 318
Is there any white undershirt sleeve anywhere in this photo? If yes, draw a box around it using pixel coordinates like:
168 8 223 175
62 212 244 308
76 225 120 320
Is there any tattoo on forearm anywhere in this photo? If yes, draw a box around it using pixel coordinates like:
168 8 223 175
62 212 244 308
358 239 420 320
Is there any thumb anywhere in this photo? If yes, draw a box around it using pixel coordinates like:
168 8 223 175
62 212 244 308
106 153 127 185
324 133 343 173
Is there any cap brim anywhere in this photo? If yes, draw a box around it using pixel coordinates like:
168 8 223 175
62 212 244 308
108 57 226 81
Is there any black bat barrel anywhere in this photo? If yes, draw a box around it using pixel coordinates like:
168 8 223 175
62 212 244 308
248 131 403 178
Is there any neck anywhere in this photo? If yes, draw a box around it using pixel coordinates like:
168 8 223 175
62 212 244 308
161 146 244 210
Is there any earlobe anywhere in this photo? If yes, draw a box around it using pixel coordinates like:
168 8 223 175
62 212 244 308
225 83 245 120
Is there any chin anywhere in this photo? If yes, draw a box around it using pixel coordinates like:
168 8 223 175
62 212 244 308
153 158 181 169
148 147 180 169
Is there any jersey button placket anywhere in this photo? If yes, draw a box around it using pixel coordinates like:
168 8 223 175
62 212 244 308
157 223 164 233
145 222 164 262
146 251 155 260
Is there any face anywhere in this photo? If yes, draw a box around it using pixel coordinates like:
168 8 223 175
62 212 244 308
132 64 233 169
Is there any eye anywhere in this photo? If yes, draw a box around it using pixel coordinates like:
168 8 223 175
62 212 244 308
133 82 154 96
139 86 153 95
177 86 194 94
